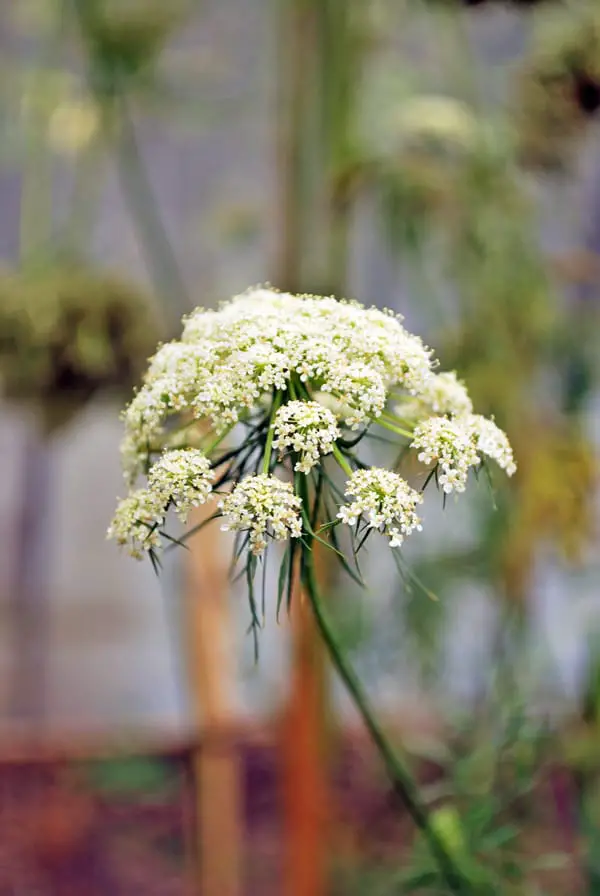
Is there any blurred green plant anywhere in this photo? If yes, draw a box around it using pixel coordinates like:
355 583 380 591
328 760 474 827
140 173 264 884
334 709 572 894
0 260 160 430
335 4 600 891
515 5 600 170
64 0 195 321
73 0 188 97
82 755 180 802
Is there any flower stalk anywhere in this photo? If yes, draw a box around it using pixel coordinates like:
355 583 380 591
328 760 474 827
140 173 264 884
262 391 283 474
332 444 353 477
300 535 473 895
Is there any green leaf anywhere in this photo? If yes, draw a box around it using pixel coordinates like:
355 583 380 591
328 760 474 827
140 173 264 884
85 757 174 799
276 545 290 622
398 869 440 892
480 824 519 851
246 553 260 661
172 510 221 546
286 538 298 613
329 514 365 587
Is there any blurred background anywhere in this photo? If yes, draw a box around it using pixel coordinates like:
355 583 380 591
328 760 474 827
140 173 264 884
1 0 600 893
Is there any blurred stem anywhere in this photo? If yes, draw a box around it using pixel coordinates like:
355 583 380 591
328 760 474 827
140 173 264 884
301 539 474 896
440 6 481 109
318 0 361 294
20 110 52 259
275 0 313 292
64 129 107 253
113 95 189 327
19 0 68 259
275 0 362 295
327 177 351 295
71 0 190 327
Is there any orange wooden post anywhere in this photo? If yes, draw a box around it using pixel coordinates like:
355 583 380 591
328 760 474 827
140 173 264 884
281 559 330 896
185 503 243 896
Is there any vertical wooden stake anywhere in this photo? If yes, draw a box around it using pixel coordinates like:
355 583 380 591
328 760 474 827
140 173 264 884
185 503 242 896
281 559 329 896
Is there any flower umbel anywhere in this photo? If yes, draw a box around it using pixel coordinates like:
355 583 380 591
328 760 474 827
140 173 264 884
109 287 515 567
412 416 480 494
108 448 214 558
337 468 423 547
469 414 517 477
148 448 214 520
107 488 165 559
396 371 473 421
412 414 516 493
120 287 433 479
273 400 340 473
219 474 302 555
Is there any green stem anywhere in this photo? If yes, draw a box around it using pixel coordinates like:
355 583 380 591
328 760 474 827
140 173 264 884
114 96 190 325
203 425 235 458
262 392 283 474
275 0 310 291
71 0 189 329
332 444 352 477
377 416 414 440
301 543 473 896
64 127 106 253
438 6 481 110
384 400 416 424
20 111 52 259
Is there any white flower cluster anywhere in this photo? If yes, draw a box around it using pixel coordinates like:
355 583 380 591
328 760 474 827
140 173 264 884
412 414 516 494
147 448 214 520
320 362 388 428
412 417 479 494
337 468 423 548
107 489 164 559
110 287 517 564
219 474 302 555
395 371 473 421
108 448 214 558
427 372 473 416
120 287 433 481
273 400 340 474
470 414 517 477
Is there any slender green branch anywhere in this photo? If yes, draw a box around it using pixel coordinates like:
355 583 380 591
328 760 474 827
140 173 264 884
382 404 417 428
262 392 283 473
301 540 473 896
203 425 235 458
114 96 190 324
20 108 52 259
63 125 106 253
70 0 189 327
332 443 353 477
377 415 414 440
